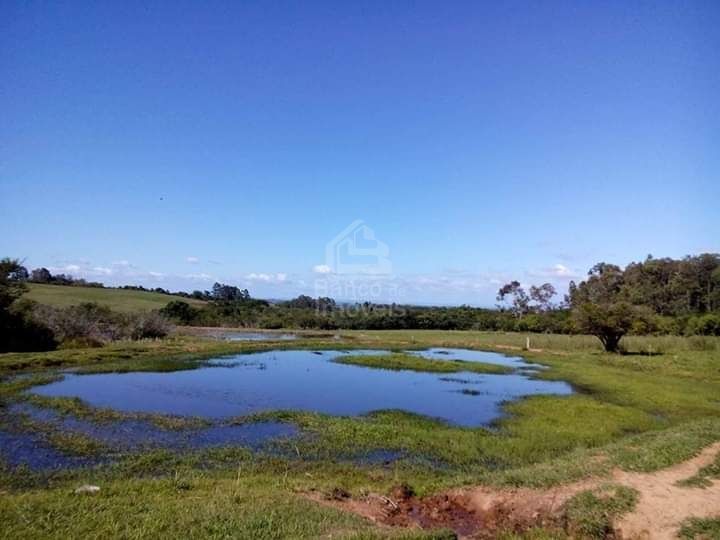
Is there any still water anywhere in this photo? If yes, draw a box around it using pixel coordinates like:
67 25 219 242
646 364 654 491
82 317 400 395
31 349 572 427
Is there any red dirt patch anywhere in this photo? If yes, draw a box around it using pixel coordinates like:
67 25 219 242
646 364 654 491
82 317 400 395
308 442 720 539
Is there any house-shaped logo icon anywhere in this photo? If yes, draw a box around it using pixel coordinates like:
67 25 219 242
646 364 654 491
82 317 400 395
325 220 392 275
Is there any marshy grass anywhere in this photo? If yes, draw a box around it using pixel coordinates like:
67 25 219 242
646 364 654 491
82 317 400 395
23 394 210 430
2 330 720 538
332 351 514 374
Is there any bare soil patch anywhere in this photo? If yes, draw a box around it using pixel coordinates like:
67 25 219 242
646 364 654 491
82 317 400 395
309 442 720 538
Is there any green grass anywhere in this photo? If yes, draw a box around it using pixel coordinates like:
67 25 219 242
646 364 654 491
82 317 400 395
337 329 720 354
2 330 720 538
22 393 211 430
679 517 720 539
676 451 720 488
563 484 638 539
332 351 514 374
0 471 388 539
24 283 206 313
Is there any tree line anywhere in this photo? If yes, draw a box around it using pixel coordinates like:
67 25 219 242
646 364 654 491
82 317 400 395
2 253 719 353
160 253 720 352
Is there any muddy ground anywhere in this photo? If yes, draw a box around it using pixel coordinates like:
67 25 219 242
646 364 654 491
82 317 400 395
310 442 720 539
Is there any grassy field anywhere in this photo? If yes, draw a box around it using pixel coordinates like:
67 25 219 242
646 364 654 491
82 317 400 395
23 283 206 313
1 330 719 538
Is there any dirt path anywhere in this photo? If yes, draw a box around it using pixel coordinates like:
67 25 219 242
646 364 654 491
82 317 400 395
612 442 720 540
309 442 720 539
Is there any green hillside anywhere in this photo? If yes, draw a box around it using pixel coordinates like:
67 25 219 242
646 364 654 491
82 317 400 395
24 283 206 313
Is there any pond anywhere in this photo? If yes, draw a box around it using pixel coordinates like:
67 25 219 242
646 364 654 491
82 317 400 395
203 330 297 341
30 348 572 427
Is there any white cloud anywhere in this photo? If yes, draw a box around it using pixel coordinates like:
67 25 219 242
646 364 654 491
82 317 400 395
245 272 288 283
313 264 332 274
92 266 113 275
246 272 270 281
49 264 81 274
528 263 579 280
148 271 164 278
112 260 132 267
184 273 213 281
551 264 572 276
186 256 199 264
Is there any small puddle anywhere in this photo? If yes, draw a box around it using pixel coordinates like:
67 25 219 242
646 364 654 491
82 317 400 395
0 428 98 471
208 331 297 341
1 403 298 471
9 403 297 452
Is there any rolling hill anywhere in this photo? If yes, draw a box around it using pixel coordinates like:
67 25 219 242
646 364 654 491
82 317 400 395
24 283 207 313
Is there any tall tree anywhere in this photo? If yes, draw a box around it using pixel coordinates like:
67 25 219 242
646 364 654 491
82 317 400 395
570 262 643 352
1 258 27 309
529 283 556 311
30 267 52 283
496 281 529 317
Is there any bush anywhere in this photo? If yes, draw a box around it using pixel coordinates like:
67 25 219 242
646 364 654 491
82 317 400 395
159 300 200 325
32 302 124 344
0 300 56 352
31 302 171 346
125 311 172 340
685 314 720 336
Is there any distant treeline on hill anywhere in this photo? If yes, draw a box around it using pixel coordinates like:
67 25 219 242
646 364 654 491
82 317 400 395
158 254 720 341
22 266 200 298
3 253 720 354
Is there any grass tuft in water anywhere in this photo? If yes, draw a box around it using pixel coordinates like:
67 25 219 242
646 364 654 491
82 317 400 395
332 352 514 374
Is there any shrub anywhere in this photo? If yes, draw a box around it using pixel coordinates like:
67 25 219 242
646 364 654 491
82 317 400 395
1 299 56 352
159 300 200 325
125 311 172 340
685 314 720 336
32 302 171 346
32 302 124 344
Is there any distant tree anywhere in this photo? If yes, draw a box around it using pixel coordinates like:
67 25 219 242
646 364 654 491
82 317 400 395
529 283 556 311
31 267 52 283
1 258 27 309
498 281 557 316
8 264 29 282
52 273 73 285
211 282 250 302
317 296 336 313
284 295 317 309
191 290 208 300
160 300 199 325
496 281 530 317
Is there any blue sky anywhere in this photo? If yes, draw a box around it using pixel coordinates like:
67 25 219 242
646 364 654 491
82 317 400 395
1 1 718 305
